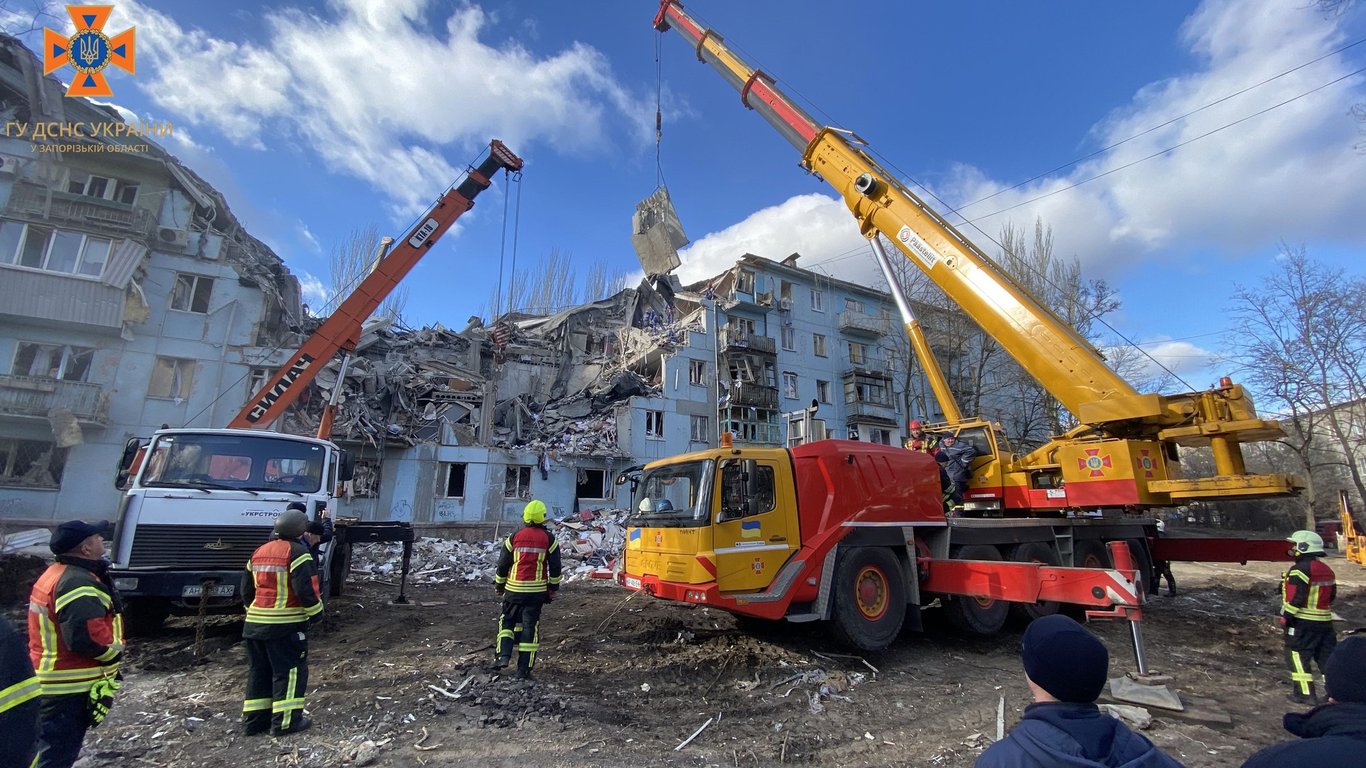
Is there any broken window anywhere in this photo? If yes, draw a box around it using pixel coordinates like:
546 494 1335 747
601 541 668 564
247 368 273 399
171 273 214 313
869 428 892 445
351 460 380 498
782 372 798 400
816 380 830 403
576 468 607 499
690 415 709 443
849 342 867 366
813 334 827 357
780 326 795 351
645 410 664 439
148 357 195 400
779 280 792 300
444 463 467 498
689 359 706 385
504 466 532 499
736 270 755 295
724 407 780 445
810 289 824 312
844 374 890 405
12 343 93 381
0 439 65 488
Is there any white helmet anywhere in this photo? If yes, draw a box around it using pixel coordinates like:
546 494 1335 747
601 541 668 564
638 497 654 513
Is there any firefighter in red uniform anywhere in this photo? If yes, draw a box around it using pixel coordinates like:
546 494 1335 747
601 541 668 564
493 500 562 680
27 520 123 768
241 509 322 736
1280 530 1337 703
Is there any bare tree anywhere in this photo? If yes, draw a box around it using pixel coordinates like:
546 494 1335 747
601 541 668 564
483 247 629 319
328 225 408 324
1228 244 1366 527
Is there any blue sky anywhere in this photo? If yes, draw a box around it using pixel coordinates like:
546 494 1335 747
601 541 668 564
12 0 1366 393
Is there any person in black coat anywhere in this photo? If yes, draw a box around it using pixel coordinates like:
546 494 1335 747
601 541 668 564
1242 634 1366 767
0 613 40 767
976 615 1184 768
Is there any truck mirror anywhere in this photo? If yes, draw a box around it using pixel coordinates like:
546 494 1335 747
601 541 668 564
337 450 355 483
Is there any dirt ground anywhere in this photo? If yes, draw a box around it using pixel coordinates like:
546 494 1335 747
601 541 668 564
9 554 1366 768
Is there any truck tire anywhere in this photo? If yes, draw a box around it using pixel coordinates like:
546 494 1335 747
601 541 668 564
1008 541 1061 623
328 541 351 597
123 598 170 635
1073 539 1112 569
946 544 1009 635
1124 539 1155 596
828 547 906 651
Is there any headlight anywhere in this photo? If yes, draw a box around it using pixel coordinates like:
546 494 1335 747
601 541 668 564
113 578 138 590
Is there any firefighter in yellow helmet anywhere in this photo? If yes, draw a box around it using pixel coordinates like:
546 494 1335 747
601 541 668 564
1280 530 1336 704
492 500 562 680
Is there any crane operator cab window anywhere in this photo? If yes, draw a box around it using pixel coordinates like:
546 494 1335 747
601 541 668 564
717 459 776 522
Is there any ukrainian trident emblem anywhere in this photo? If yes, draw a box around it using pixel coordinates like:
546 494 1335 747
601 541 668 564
44 5 136 98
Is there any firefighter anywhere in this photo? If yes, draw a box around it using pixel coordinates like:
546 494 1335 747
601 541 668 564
493 500 562 680
241 509 322 737
28 520 123 768
935 434 977 508
1280 529 1337 704
903 420 938 452
1 614 40 768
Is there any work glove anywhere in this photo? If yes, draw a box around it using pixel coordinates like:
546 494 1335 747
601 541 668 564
495 584 505 596
88 673 121 727
545 590 556 604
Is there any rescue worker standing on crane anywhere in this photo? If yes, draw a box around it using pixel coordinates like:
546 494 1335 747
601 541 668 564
493 500 561 680
1280 530 1337 704
27 520 123 768
903 420 938 452
241 509 322 736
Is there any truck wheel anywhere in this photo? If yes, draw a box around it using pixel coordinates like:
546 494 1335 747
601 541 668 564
123 599 170 635
1008 542 1061 623
328 542 351 597
1124 539 1154 596
1073 539 1112 569
946 545 1009 635
828 547 906 651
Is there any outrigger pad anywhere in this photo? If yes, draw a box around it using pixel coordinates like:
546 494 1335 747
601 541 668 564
631 186 688 276
1108 674 1185 711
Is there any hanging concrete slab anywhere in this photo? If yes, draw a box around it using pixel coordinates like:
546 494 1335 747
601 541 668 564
631 186 688 275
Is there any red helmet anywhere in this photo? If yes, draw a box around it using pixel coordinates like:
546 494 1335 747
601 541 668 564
909 420 922 430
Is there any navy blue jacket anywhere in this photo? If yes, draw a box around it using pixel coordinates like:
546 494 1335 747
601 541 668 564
976 703 1185 768
1241 702 1366 767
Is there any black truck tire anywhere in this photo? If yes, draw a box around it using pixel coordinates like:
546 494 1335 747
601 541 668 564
328 541 351 597
828 547 906 651
123 598 170 635
1008 541 1061 623
946 544 1009 635
1073 538 1112 569
1124 538 1155 596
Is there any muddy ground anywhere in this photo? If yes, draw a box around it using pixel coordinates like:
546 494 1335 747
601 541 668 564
8 555 1366 768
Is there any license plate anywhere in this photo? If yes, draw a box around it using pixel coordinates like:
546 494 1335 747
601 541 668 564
182 584 235 598
624 576 642 590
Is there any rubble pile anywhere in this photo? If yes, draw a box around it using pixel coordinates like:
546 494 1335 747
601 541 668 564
349 508 630 585
426 674 569 729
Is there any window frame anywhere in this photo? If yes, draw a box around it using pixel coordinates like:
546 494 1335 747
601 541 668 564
148 356 196 400
0 438 66 488
11 342 94 381
782 371 798 400
170 273 214 314
504 465 532 500
813 333 827 357
810 288 824 312
645 410 665 439
0 221 113 279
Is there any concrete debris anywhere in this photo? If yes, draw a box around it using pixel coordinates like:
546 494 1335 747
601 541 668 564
350 508 630 585
631 185 689 277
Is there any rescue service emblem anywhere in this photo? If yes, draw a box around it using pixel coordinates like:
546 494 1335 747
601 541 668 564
1077 449 1113 478
44 5 136 98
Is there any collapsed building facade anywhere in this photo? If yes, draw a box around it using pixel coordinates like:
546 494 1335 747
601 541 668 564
291 252 930 529
0 36 306 524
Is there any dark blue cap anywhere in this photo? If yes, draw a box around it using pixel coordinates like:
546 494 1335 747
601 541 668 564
50 519 113 555
1021 614 1109 703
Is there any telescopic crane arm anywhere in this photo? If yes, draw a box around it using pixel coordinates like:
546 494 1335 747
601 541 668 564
229 140 524 431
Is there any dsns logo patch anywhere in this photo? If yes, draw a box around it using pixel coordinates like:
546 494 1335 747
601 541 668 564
44 5 136 98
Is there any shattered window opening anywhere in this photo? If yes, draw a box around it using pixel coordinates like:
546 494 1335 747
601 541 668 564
148 356 195 400
816 380 830 403
11 342 94 381
444 463 467 498
645 410 664 439
575 468 607 500
504 465 532 500
813 333 827 357
170 273 214 314
870 428 892 445
688 359 706 386
845 298 865 313
690 415 709 443
0 438 65 488
736 270 755 295
782 372 798 400
247 368 273 400
844 374 890 406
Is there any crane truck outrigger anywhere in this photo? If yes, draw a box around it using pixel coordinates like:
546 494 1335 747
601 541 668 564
614 2 1298 650
107 140 524 631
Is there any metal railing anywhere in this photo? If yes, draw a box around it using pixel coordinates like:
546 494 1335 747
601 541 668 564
6 180 155 238
838 311 890 337
0 374 110 424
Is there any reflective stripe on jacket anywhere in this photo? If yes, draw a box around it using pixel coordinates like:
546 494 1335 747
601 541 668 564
27 560 124 695
1282 556 1335 623
494 525 562 595
244 539 321 627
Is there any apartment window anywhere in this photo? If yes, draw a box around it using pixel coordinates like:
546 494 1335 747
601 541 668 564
576 468 608 499
0 221 111 278
11 343 94 381
504 466 532 499
689 359 706 385
813 334 827 357
351 459 380 498
870 428 892 445
779 281 792 301
0 439 66 488
811 288 824 312
849 342 867 366
845 297 865 313
782 371 798 399
645 410 664 439
816 380 830 403
148 357 195 400
690 414 709 443
170 273 214 313
444 463 467 498
247 368 273 398
65 171 140 205
781 326 795 351
736 270 756 294
844 374 890 405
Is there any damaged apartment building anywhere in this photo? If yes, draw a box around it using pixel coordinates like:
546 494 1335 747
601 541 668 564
291 251 921 530
0 36 306 523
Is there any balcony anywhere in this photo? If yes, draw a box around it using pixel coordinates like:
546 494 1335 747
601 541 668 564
0 374 110 425
729 382 779 409
719 328 776 355
6 180 155 239
839 311 890 337
845 399 898 424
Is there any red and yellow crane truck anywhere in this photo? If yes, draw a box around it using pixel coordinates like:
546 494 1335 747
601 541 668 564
615 2 1297 651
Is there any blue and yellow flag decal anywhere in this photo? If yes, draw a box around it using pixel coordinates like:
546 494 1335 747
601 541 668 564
740 520 761 538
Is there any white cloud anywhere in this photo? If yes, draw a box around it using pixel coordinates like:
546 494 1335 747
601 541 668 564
118 0 651 213
297 271 328 310
1119 339 1218 382
297 221 321 253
